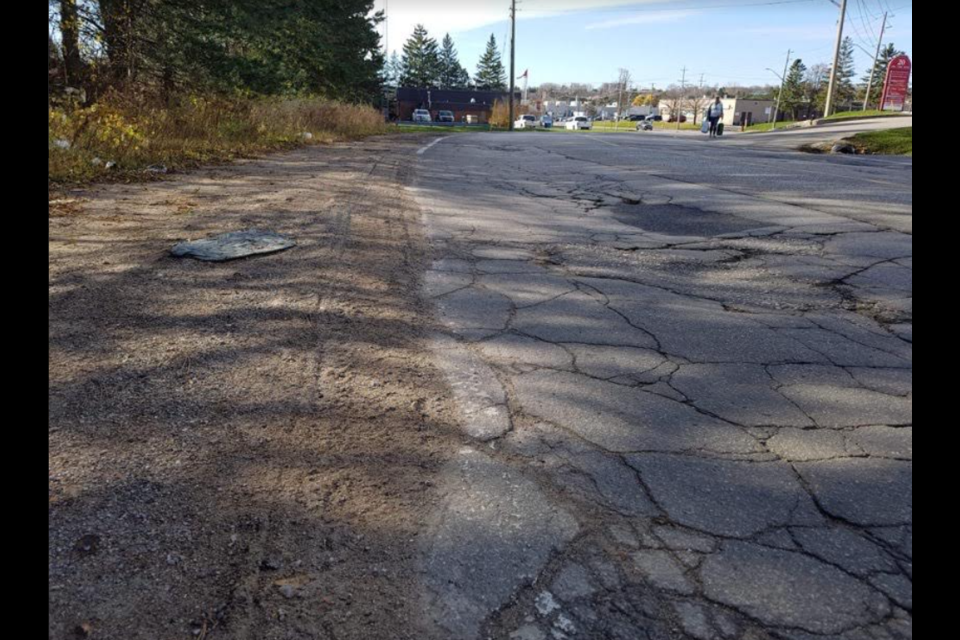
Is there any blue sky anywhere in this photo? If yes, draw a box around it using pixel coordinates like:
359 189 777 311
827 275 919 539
375 0 913 88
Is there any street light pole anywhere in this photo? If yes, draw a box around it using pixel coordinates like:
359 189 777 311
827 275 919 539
863 11 888 111
823 0 848 117
771 49 791 131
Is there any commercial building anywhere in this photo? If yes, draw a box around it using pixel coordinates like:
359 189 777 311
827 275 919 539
396 88 520 123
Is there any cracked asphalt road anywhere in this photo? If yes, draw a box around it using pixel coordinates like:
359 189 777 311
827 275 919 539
413 131 912 640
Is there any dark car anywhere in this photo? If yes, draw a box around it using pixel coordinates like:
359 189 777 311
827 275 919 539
627 115 646 121
645 115 663 122
437 110 455 123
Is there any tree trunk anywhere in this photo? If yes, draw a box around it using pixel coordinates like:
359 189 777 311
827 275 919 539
59 0 84 88
99 0 136 85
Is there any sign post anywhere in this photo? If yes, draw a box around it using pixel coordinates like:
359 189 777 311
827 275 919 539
880 55 912 112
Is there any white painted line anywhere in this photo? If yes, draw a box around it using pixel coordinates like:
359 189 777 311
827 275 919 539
417 137 446 155
586 135 622 148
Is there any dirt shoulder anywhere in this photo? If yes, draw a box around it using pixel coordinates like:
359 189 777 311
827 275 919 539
49 135 464 640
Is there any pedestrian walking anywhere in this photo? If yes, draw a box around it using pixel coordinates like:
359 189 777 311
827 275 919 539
707 97 724 139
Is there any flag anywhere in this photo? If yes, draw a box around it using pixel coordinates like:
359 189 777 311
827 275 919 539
518 69 528 80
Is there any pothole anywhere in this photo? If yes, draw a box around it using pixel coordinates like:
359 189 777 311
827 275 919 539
613 203 762 238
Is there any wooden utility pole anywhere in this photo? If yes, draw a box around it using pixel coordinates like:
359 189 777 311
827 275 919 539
509 0 517 131
772 49 792 130
823 0 848 117
863 11 888 111
677 67 687 131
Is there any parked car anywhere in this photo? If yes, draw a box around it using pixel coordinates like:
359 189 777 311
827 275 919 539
645 115 663 122
636 120 653 131
540 115 554 128
437 110 455 123
627 115 646 122
514 114 538 129
412 109 432 123
565 116 592 131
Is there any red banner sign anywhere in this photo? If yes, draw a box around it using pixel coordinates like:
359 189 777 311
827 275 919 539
880 55 912 112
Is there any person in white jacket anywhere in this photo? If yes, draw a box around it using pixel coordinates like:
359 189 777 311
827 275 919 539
707 97 724 138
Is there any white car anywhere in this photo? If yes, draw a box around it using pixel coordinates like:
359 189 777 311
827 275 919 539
565 116 592 131
412 109 432 123
514 114 538 129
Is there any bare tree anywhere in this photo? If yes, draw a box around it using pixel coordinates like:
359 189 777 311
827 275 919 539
688 93 710 125
660 87 685 122
616 68 631 120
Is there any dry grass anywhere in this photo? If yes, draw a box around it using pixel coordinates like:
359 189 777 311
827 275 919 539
489 99 532 129
49 93 388 186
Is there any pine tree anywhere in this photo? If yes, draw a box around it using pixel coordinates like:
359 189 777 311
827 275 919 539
835 37 857 109
818 37 857 112
438 34 470 89
780 59 808 120
400 24 441 88
861 43 903 108
384 51 402 87
474 34 506 91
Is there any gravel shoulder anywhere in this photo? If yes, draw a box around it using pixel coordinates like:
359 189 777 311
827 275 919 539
49 136 465 640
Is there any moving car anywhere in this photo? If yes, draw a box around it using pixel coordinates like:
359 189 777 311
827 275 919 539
514 114 538 129
412 109 432 123
437 110 455 123
540 115 554 128
565 116 592 131
636 120 653 131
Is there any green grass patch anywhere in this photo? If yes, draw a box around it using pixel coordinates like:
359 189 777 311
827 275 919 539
588 120 702 132
744 120 798 132
391 123 492 134
825 109 904 120
845 127 913 155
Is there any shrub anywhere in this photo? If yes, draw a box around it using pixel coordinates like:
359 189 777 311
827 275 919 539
49 92 388 185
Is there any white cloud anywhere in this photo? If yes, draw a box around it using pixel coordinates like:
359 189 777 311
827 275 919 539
585 9 700 30
733 26 835 40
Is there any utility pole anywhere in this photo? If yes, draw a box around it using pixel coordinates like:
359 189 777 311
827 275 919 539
677 67 687 131
698 73 705 125
509 0 517 131
863 11 888 111
618 76 624 123
384 0 388 57
771 49 791 130
823 0 848 117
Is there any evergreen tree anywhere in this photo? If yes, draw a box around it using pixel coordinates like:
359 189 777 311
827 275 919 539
861 43 904 108
780 59 808 120
400 24 441 88
438 34 470 89
818 37 857 112
60 0 387 101
384 51 402 87
474 34 506 91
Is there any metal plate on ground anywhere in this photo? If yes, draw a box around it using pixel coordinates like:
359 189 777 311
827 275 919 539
171 229 296 262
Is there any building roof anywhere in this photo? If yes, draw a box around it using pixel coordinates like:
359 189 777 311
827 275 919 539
397 87 520 107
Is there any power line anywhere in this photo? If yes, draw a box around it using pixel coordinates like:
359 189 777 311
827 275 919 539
857 0 878 42
863 10 888 110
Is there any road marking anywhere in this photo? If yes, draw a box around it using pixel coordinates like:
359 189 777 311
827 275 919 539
586 135 623 148
417 137 446 155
